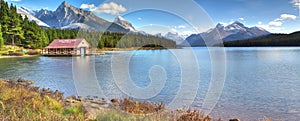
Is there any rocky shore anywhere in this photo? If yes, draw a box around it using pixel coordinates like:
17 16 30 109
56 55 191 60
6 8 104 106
0 79 270 121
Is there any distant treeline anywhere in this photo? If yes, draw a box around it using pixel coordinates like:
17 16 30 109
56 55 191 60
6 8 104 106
97 32 176 48
0 0 176 49
77 31 177 49
223 31 300 47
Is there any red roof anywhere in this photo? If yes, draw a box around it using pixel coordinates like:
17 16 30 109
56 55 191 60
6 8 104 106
45 39 86 49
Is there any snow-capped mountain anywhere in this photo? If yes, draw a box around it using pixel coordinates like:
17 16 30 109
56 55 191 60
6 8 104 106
60 23 93 30
17 7 50 28
20 7 36 15
217 21 270 41
152 32 191 45
155 33 163 38
34 9 55 22
114 16 137 32
137 30 148 35
33 1 128 32
164 32 186 44
185 21 270 46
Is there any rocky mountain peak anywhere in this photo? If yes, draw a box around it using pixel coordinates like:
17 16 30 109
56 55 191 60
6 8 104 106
58 1 72 8
232 21 244 26
185 21 271 46
114 16 137 32
216 23 225 28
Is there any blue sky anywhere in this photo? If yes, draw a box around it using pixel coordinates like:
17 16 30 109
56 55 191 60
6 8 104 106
6 0 300 35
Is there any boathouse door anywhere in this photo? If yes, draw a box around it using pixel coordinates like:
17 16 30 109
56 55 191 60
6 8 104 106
80 47 85 56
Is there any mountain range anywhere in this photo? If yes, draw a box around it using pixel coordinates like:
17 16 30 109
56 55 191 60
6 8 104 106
17 7 50 28
18 1 131 33
16 1 271 46
185 21 270 46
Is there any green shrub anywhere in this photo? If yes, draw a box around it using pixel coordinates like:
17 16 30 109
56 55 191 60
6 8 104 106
96 110 138 121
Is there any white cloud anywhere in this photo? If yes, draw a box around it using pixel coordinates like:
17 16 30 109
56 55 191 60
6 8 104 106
257 24 282 31
239 18 245 21
268 21 283 27
138 18 142 21
279 14 297 20
180 31 195 36
291 0 300 9
219 22 229 26
265 14 297 28
174 25 186 29
256 14 297 32
258 21 263 25
177 25 186 29
80 4 95 9
170 28 177 32
81 2 127 15
94 2 127 15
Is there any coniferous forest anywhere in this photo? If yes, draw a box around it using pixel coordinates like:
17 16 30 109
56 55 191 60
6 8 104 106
224 32 300 47
0 0 176 49
223 31 300 47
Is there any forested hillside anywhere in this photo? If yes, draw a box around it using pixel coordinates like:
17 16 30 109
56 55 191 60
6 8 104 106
223 31 300 47
0 0 176 49
77 31 177 49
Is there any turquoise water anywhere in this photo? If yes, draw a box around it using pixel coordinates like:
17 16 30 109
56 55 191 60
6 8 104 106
1 47 300 120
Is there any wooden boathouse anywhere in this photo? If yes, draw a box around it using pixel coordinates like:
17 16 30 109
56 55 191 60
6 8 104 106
41 39 91 56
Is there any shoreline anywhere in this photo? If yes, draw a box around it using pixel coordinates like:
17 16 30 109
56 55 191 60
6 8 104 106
0 47 180 59
0 55 39 59
0 79 213 120
0 79 272 121
97 47 181 52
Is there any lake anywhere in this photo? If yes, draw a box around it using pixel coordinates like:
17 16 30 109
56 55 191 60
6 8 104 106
1 47 300 120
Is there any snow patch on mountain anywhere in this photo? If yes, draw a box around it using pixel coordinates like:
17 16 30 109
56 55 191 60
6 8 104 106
185 21 270 46
17 7 50 27
61 23 93 30
32 1 128 32
151 32 192 45
114 16 137 32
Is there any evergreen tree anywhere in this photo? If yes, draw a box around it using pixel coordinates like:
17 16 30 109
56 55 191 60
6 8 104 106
6 4 24 46
97 36 104 49
0 25 4 49
0 0 10 44
22 16 33 48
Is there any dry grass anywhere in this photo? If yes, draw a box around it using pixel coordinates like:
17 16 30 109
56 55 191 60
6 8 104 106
0 79 85 121
106 98 214 121
0 79 273 121
26 50 40 55
177 110 212 121
115 98 166 114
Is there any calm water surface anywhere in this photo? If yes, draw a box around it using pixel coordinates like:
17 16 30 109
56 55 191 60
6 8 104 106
0 47 300 120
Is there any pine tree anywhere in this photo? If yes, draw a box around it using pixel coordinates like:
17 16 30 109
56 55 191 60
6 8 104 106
41 29 49 47
52 30 58 40
6 4 24 46
97 37 104 49
22 16 33 48
0 25 4 49
0 0 10 44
